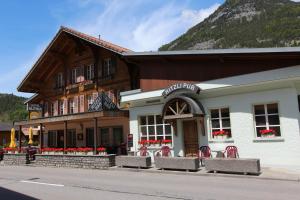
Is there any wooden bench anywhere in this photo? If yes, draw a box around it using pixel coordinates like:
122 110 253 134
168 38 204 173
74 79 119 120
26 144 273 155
116 156 152 168
154 157 199 172
205 158 261 175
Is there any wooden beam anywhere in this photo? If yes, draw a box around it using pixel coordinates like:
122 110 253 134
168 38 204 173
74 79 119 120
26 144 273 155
14 111 128 126
93 118 98 155
39 123 43 152
64 121 67 153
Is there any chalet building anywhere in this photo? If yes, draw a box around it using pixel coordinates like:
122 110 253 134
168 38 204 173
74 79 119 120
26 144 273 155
16 27 139 154
120 48 300 167
15 26 300 167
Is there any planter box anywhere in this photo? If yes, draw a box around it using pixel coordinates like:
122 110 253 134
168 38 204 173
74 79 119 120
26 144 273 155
205 158 261 175
2 153 30 165
116 156 152 168
34 154 116 169
154 157 199 171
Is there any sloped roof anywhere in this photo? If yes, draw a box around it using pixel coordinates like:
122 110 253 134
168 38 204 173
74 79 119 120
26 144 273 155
18 26 132 93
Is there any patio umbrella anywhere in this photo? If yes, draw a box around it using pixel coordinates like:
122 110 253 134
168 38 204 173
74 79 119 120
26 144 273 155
28 127 33 145
9 128 16 148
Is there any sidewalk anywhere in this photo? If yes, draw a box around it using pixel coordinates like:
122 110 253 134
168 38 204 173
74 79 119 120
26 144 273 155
109 165 300 182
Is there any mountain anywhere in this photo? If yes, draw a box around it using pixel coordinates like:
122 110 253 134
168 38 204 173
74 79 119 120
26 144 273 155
0 93 28 122
159 0 300 51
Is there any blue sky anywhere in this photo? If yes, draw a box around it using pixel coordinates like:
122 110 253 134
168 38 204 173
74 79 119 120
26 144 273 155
0 0 224 97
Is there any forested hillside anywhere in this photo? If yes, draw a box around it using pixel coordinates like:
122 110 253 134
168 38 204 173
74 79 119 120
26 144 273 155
0 93 27 122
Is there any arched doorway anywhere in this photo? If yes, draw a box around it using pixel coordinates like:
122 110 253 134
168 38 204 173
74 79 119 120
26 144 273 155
162 95 205 157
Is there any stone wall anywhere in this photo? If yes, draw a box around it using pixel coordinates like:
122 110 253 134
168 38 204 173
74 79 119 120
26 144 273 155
34 154 116 169
2 153 29 165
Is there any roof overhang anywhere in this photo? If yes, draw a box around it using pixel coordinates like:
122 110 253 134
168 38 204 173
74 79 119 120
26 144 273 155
18 26 131 93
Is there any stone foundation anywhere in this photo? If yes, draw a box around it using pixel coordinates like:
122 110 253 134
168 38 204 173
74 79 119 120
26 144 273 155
2 153 30 165
34 154 116 169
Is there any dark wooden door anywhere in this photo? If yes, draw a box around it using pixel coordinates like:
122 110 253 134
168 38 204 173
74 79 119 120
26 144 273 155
183 120 199 157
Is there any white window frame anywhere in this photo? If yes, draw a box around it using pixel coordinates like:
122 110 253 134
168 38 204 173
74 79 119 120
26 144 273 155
69 99 75 114
86 64 94 80
253 103 281 138
138 115 173 147
209 107 232 139
56 72 63 88
58 100 64 115
87 94 93 110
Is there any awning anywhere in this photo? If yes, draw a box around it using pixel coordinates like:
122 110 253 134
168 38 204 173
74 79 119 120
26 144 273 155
162 94 205 120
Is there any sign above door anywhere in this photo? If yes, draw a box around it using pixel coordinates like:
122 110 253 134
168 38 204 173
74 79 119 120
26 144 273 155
162 83 201 98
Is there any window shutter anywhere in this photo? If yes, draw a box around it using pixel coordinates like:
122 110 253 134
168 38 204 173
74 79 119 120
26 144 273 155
80 95 85 112
74 96 79 113
54 101 58 116
63 99 68 115
111 56 117 74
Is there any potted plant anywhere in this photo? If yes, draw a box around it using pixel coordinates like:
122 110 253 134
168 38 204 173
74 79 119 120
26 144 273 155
212 130 229 140
260 129 276 138
4 147 17 154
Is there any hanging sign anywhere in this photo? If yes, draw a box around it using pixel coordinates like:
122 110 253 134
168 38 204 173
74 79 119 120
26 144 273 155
162 83 201 98
27 104 43 111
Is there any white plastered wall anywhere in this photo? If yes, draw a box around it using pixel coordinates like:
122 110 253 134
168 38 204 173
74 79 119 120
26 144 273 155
129 87 300 167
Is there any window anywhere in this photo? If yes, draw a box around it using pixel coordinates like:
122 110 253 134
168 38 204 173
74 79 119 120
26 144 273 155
103 58 112 76
100 128 110 146
71 67 84 83
58 100 64 115
210 108 232 139
254 103 281 137
113 127 123 146
87 94 94 110
55 73 63 88
69 99 75 114
86 128 94 148
67 130 76 147
50 103 54 116
48 131 57 147
139 115 173 146
44 102 48 116
86 64 94 80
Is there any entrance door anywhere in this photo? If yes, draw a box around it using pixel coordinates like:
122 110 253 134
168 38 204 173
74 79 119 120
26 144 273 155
183 120 199 157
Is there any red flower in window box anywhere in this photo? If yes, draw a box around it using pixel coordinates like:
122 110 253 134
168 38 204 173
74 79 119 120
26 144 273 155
65 148 77 152
138 140 148 145
259 129 275 136
96 147 106 152
41 148 64 152
77 147 93 152
212 130 228 136
3 147 17 153
162 139 172 144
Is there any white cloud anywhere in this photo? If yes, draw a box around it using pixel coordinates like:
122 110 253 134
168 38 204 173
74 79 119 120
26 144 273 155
74 1 220 51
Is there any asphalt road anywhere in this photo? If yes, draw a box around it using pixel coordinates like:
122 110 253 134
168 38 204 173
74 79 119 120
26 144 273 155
0 166 299 200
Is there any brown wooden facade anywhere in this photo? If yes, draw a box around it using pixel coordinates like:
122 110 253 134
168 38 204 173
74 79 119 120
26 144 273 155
124 52 300 91
16 27 135 154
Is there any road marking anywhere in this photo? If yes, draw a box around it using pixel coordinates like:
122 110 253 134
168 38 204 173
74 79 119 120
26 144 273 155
20 180 64 187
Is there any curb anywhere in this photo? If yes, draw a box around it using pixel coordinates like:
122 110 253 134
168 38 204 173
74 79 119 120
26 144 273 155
108 166 300 182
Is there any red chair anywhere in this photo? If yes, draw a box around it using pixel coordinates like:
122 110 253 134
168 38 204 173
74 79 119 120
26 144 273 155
199 146 211 166
139 146 149 156
155 146 171 157
224 146 239 158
